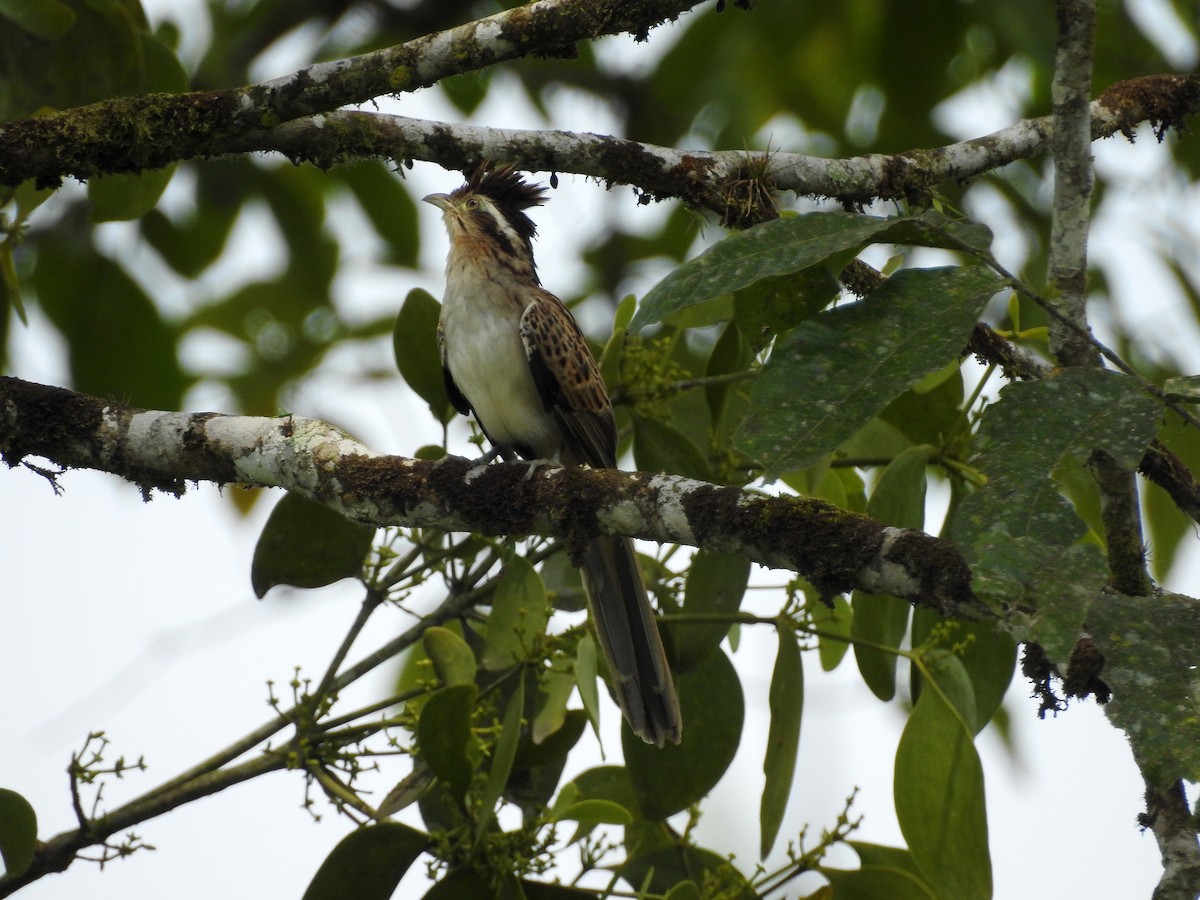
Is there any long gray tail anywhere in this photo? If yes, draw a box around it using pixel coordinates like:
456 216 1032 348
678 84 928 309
582 535 681 746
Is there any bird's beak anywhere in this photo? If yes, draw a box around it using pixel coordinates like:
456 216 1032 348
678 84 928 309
422 193 452 210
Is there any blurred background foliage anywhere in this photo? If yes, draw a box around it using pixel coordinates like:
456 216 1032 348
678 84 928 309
1 0 1198 571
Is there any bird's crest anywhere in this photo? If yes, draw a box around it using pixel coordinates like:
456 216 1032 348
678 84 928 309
453 162 548 246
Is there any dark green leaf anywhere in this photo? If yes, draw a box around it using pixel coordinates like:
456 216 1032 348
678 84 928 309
624 648 744 820
853 445 931 699
761 623 803 858
482 558 549 670
417 683 478 801
517 708 588 770
821 863 937 900
422 868 497 899
0 0 75 38
813 592 853 671
1090 591 1200 786
423 626 477 687
394 288 453 424
250 492 374 598
732 265 840 350
632 414 713 481
895 674 991 900
340 161 420 267
0 788 37 878
738 267 1001 475
632 210 993 331
549 798 633 826
301 823 427 900
621 846 755 899
32 247 188 410
664 550 750 672
910 610 1015 734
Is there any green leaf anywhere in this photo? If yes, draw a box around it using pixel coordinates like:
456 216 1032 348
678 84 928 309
598 293 637 391
632 414 713 481
0 0 75 39
394 288 453 424
760 623 803 859
813 592 853 671
953 369 1162 648
631 210 992 331
895 675 991 900
421 868 497 899
423 626 477 687
549 798 633 826
574 634 602 737
852 445 931 699
517 708 588 770
621 846 755 899
530 666 576 745
1089 591 1200 786
340 161 419 266
664 550 750 672
704 320 754 436
417 683 478 801
0 788 37 878
250 492 374 598
32 246 188 410
821 863 937 900
732 265 840 350
482 558 549 670
301 823 428 900
737 267 1001 476
624 648 744 820
477 677 524 841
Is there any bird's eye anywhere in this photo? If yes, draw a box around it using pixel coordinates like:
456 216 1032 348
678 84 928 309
465 198 480 210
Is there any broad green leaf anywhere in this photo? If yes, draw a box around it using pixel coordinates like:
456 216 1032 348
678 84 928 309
955 369 1161 553
738 267 1001 475
732 265 840 350
663 882 702 900
704 320 754 437
598 293 637 391
1090 591 1200 787
394 288 453 424
250 492 374 598
531 666 576 744
423 626 477 687
0 244 25 325
477 678 524 841
630 210 993 331
32 246 188 410
895 675 991 900
821 864 937 900
520 879 606 899
761 623 803 859
422 868 497 898
482 558 549 670
301 822 427 900
0 0 74 37
0 788 37 878
340 161 419 266
417 683 478 801
624 648 744 820
910 610 1016 734
953 369 1162 650
879 367 967 449
664 550 750 673
516 708 588 770
621 846 755 899
574 634 602 737
632 414 713 481
549 798 633 826
853 445 930 699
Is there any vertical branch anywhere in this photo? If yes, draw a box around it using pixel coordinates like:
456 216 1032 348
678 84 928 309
1048 4 1200 893
1047 0 1100 368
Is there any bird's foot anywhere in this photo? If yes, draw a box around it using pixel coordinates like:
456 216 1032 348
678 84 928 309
521 458 553 482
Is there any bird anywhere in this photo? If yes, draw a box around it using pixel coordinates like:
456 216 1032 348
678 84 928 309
423 162 682 746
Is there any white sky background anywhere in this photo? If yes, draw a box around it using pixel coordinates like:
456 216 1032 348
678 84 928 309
3 1 1198 897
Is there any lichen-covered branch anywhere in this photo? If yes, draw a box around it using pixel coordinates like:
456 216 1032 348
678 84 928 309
0 376 981 618
0 0 707 188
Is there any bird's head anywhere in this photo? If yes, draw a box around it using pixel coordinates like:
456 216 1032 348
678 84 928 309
423 163 548 264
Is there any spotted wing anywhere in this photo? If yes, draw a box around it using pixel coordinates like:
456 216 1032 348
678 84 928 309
519 291 617 469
